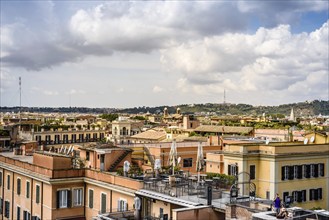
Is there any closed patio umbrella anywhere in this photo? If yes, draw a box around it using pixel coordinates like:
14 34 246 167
196 142 204 183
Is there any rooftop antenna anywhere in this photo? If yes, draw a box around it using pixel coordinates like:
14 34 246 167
19 77 22 132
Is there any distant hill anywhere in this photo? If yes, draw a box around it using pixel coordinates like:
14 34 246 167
115 100 329 116
1 100 328 116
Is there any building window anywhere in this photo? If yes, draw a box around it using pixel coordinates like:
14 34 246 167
17 206 21 220
101 193 106 214
5 201 10 218
283 192 289 203
88 189 94 209
303 164 311 178
183 158 193 168
17 178 21 195
228 164 238 176
26 181 30 198
36 185 40 204
7 174 10 190
117 199 127 212
32 216 41 220
310 188 322 201
292 190 306 203
310 164 319 178
73 188 83 206
57 190 70 208
250 165 255 180
23 210 31 220
266 191 270 200
86 152 90 161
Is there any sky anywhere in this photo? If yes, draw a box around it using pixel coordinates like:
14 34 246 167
0 0 328 108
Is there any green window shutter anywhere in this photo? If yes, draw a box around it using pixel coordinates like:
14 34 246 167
17 179 21 195
26 182 30 198
89 189 93 208
36 185 40 204
101 193 106 213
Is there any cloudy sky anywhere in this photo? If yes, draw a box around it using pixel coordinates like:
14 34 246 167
1 1 328 108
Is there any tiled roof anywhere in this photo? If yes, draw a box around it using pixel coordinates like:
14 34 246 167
130 129 166 140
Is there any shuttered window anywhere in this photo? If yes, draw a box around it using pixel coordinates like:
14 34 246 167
311 164 319 178
7 175 10 190
5 201 10 218
250 165 255 180
26 181 30 198
118 199 128 212
57 190 70 208
36 185 40 204
17 206 21 220
89 189 94 208
17 178 21 195
73 188 83 206
303 164 310 178
101 193 106 214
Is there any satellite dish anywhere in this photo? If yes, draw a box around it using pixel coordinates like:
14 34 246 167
177 157 181 164
304 138 308 145
63 146 67 154
265 139 270 145
310 136 315 143
60 145 64 153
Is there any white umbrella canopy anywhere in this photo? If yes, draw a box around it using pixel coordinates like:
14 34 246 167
168 140 177 175
196 142 204 182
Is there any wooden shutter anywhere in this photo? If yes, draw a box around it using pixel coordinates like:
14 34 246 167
117 200 120 212
36 185 40 204
297 165 303 179
314 189 318 200
0 198 3 214
319 163 324 177
302 190 306 202
67 190 71 208
228 165 231 175
317 188 322 200
101 193 106 213
309 189 313 201
26 182 30 198
313 164 318 177
56 191 60 208
281 166 285 180
288 166 294 180
304 164 310 178
89 189 93 208
17 179 21 195
0 172 2 187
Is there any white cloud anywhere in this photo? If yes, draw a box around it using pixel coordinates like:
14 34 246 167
152 85 164 93
161 21 329 102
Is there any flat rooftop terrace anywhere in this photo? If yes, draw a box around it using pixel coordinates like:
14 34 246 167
0 151 33 163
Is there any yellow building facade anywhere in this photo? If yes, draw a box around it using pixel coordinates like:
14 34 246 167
208 142 329 210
